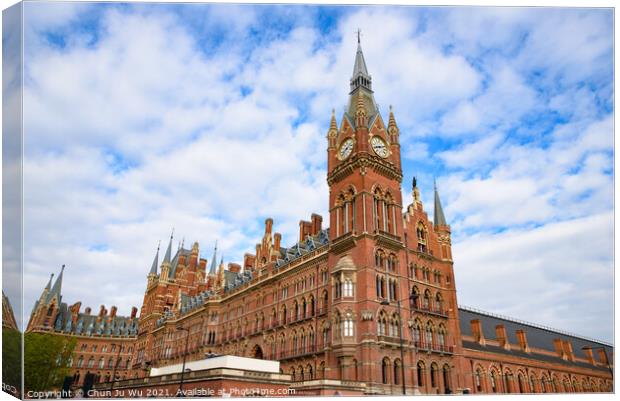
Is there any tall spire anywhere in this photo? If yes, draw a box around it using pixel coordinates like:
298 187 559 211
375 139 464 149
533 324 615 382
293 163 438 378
149 241 160 276
347 32 377 119
351 31 370 89
47 265 65 304
163 230 173 265
434 180 448 226
208 241 218 275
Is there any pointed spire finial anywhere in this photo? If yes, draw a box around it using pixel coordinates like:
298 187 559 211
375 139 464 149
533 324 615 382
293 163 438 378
46 265 65 304
149 240 161 276
44 273 54 291
412 176 417 190
357 28 361 44
163 229 174 265
208 240 218 275
434 180 448 227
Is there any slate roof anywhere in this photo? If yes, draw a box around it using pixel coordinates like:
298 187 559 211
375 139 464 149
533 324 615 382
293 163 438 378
459 306 612 366
53 303 138 337
169 247 192 278
274 229 329 269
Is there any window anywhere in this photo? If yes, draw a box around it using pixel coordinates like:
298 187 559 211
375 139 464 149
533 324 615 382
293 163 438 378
412 324 421 345
382 358 389 384
431 363 438 388
343 317 354 337
76 356 84 368
98 357 104 368
475 369 482 392
425 325 433 346
343 279 353 297
491 371 498 393
102 345 107 353
108 358 114 369
417 362 425 387
393 360 401 385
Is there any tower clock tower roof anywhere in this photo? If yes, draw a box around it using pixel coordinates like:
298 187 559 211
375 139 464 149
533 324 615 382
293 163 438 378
346 34 379 126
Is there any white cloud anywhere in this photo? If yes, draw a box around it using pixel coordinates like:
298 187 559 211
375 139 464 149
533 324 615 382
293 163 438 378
17 5 613 344
454 212 613 341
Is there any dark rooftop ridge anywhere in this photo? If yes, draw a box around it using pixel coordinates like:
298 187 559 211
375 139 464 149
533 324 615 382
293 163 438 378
459 305 612 347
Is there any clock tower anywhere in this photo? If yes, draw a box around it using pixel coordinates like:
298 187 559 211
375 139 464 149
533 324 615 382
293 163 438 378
325 37 461 393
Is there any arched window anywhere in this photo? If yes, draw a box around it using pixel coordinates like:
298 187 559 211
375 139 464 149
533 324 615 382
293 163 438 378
435 293 443 313
425 323 434 347
382 358 390 384
430 363 439 388
417 361 425 387
490 370 498 393
437 325 446 349
309 295 315 316
377 312 387 336
393 359 401 385
412 322 421 346
98 357 105 368
504 371 512 393
107 358 114 369
423 290 431 309
443 365 451 393
475 368 483 392
410 286 420 308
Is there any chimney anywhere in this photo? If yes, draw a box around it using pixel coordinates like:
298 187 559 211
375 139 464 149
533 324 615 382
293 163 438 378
583 347 595 364
85 307 91 315
311 214 323 235
228 263 241 273
265 218 273 234
553 338 566 359
299 220 312 241
130 306 138 319
199 258 207 270
110 306 118 318
495 324 508 348
562 340 574 361
597 348 609 365
470 319 485 344
516 329 529 352
274 233 282 252
243 254 256 270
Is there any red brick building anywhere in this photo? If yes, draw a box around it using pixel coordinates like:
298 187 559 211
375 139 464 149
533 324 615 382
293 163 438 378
27 265 139 387
27 38 613 396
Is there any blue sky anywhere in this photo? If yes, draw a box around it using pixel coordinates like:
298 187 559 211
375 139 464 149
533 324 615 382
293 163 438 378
17 3 613 342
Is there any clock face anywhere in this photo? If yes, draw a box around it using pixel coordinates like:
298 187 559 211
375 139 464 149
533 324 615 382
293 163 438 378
371 136 389 158
338 138 354 160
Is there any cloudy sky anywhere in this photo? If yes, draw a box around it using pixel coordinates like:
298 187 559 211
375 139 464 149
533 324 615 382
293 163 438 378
16 3 613 342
